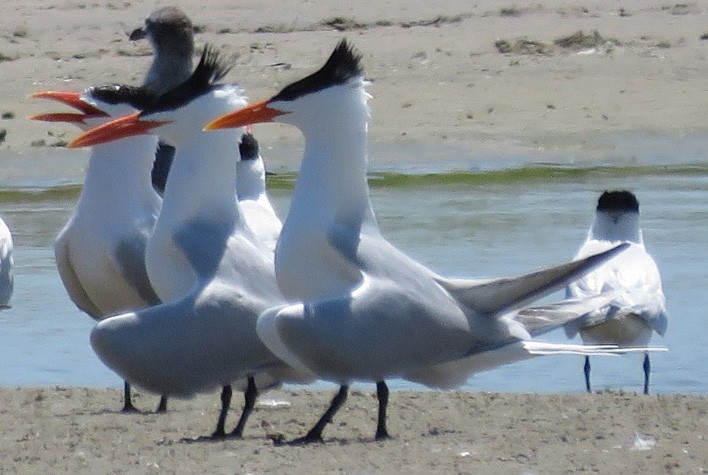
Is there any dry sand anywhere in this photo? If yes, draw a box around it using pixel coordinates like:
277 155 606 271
1 387 705 473
3 0 708 170
1 1 707 472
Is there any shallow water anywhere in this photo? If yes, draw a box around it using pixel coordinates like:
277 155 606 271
0 146 706 395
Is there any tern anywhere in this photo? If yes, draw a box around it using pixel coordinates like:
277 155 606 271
130 6 195 194
0 215 13 309
204 40 660 442
69 46 313 439
565 190 668 394
236 132 282 252
30 85 166 412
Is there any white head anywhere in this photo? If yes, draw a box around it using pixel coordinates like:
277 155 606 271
68 46 244 149
589 190 643 244
29 85 158 131
204 40 371 137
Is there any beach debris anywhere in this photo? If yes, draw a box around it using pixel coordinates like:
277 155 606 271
631 432 656 451
256 399 292 409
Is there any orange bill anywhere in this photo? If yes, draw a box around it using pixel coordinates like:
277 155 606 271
28 91 108 123
203 100 288 131
68 112 172 148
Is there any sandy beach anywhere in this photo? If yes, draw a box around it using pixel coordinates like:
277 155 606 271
0 386 705 473
1 1 707 472
4 0 708 169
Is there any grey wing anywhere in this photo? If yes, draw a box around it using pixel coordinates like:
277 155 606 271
514 291 624 338
113 237 161 306
435 243 629 317
55 236 104 318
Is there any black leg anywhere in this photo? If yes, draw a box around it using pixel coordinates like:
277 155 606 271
156 395 168 413
212 385 233 438
643 353 651 395
290 385 349 445
122 381 138 412
375 381 390 440
230 376 258 438
584 356 592 393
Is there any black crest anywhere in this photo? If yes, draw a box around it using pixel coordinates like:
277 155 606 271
89 84 157 110
597 190 639 213
270 39 363 103
239 133 259 161
140 44 234 116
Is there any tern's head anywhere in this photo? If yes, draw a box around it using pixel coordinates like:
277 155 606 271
69 45 244 149
130 6 195 94
591 190 642 243
238 132 260 161
29 85 157 131
205 39 370 135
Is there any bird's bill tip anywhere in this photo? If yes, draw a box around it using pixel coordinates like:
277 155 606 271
204 100 287 131
28 112 87 124
28 90 81 102
68 113 169 148
28 90 108 120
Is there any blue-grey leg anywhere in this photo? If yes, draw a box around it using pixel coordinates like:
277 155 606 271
584 356 592 393
643 353 651 395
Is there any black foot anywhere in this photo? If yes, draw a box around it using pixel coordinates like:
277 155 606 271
121 402 140 413
285 385 348 445
584 356 592 393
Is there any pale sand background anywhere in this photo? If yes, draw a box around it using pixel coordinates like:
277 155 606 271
3 0 708 169
1 1 707 472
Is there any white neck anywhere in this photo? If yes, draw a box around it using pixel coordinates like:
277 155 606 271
287 83 375 233
236 158 266 201
79 135 159 208
160 130 241 226
275 81 378 300
589 211 643 244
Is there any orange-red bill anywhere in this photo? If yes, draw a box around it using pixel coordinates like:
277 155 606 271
68 112 171 148
28 91 108 123
203 100 288 131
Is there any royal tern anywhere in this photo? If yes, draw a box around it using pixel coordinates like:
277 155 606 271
130 6 195 194
565 190 668 394
69 46 312 438
0 215 13 309
30 86 166 412
205 40 657 442
236 132 282 252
